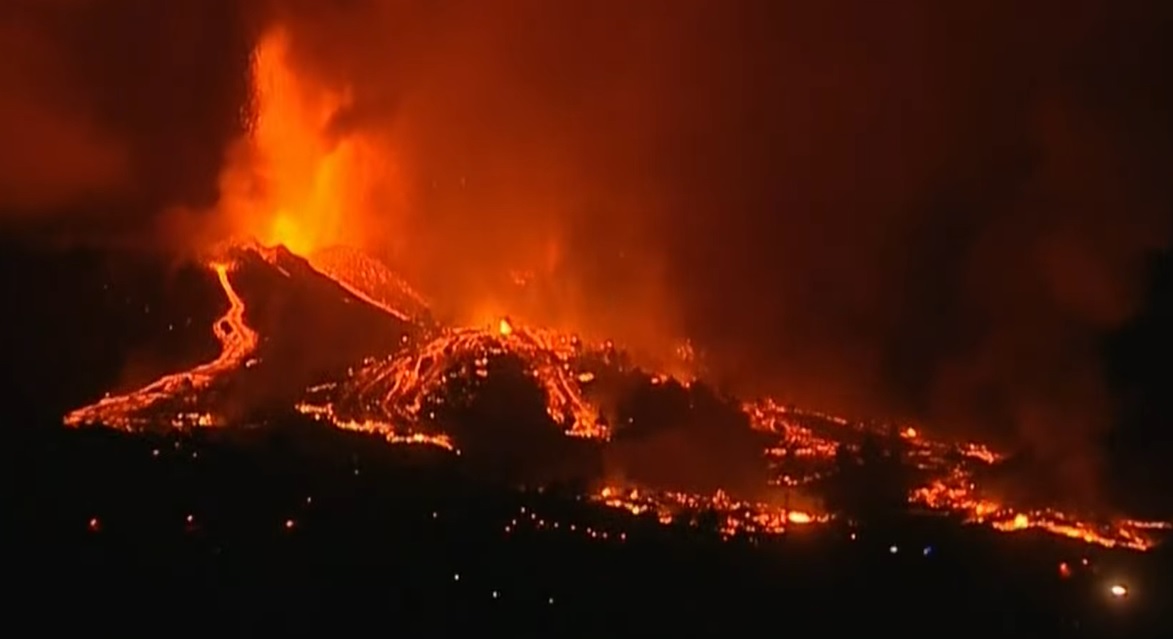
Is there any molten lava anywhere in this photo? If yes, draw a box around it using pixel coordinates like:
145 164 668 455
594 485 826 537
64 262 257 430
299 320 608 442
63 241 1169 552
61 23 1170 553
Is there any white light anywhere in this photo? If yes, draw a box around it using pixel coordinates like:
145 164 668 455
889 545 899 554
1110 584 1128 598
453 573 460 581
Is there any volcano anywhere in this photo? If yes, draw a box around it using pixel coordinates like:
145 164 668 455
54 241 1168 549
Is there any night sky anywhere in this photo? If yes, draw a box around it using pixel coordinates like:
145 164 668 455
2 0 1172 489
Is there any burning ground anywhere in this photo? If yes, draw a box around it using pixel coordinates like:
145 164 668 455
61 241 1169 551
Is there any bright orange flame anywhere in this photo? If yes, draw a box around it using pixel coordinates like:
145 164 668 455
787 511 813 524
498 318 513 336
217 26 405 257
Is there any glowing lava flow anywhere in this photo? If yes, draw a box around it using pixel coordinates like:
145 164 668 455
299 319 608 442
64 262 258 431
745 398 1164 550
593 485 826 537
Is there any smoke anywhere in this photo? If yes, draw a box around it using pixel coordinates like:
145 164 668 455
6 0 1173 493
262 0 1173 473
0 0 253 234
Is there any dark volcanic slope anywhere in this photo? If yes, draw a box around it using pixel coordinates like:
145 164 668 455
0 241 419 427
0 241 225 421
212 245 423 415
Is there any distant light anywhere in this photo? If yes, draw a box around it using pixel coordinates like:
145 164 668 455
1058 562 1072 579
284 518 295 530
548 597 555 604
1110 584 1128 598
453 573 460 581
889 545 899 554
922 546 933 557
88 517 101 532
491 590 499 599
787 511 813 524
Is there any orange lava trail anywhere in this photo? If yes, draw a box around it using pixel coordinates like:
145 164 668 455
64 262 258 430
304 322 608 441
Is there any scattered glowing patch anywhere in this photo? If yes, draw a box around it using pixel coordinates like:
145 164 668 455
787 511 813 524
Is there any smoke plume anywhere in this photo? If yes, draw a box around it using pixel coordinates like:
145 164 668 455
7 1 1173 494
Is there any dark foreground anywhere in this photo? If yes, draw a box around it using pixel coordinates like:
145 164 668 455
5 422 1170 638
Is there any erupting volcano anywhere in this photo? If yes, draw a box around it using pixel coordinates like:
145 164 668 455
59 22 1169 556
63 239 1169 551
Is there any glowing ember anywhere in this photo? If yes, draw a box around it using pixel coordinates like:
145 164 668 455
296 402 456 452
305 245 430 323
592 485 827 537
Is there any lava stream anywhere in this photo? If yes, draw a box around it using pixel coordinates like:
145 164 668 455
305 320 608 441
64 262 258 430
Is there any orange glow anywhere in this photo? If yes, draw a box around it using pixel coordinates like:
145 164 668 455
64 261 258 430
746 398 1163 550
787 511 814 524
593 484 828 536
299 319 608 440
217 26 405 258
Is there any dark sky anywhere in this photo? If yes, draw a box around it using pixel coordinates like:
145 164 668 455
3 0 1172 487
